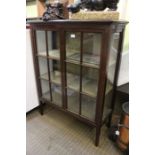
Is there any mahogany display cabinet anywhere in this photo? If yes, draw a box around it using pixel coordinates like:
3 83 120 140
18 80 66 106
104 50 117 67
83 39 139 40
28 20 128 146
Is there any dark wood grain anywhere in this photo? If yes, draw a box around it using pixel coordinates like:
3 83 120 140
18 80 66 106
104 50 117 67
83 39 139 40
79 32 83 115
45 31 53 101
95 27 113 146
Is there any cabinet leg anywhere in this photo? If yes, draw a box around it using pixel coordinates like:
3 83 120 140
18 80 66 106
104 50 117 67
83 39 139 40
106 113 112 128
39 101 44 115
95 126 101 146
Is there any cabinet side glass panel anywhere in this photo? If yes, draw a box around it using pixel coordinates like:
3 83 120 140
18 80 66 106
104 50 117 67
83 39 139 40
107 33 120 84
102 33 120 121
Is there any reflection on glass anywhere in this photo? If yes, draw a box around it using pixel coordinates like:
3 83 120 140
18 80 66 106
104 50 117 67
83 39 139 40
81 95 96 121
66 63 80 91
40 80 50 100
36 31 46 55
51 83 62 106
38 57 48 80
66 32 81 62
48 31 60 59
107 33 120 84
67 89 79 114
82 67 98 97
36 31 60 59
83 33 101 67
49 60 61 85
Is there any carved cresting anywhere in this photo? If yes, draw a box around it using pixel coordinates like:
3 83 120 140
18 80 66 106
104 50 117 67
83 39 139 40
67 0 119 13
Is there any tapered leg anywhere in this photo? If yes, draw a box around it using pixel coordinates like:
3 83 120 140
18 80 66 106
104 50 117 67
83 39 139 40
39 101 44 115
95 126 101 146
107 88 117 128
107 113 112 128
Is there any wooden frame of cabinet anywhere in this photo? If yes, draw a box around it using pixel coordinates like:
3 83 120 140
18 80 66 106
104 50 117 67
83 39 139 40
28 20 128 146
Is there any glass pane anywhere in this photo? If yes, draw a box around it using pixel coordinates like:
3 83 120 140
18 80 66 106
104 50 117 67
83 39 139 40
66 32 81 63
83 33 101 67
47 31 60 60
51 83 62 106
81 95 96 121
36 31 60 59
107 33 120 84
49 60 61 85
66 63 80 91
67 88 79 114
40 80 50 100
36 31 46 55
82 67 98 97
38 57 48 80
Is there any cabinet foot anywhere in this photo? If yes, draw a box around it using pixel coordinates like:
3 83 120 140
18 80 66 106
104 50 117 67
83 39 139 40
39 101 44 115
95 126 101 146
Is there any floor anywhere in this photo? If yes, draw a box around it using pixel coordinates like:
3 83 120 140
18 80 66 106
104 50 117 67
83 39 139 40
26 106 123 155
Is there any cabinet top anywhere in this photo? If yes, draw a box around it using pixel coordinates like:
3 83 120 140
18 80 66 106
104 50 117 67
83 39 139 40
27 19 128 25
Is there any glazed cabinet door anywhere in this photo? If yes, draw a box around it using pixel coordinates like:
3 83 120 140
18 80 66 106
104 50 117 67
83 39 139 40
35 30 63 107
65 32 103 121
102 32 121 121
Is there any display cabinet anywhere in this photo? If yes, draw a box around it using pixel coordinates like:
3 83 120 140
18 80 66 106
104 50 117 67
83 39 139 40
28 20 128 146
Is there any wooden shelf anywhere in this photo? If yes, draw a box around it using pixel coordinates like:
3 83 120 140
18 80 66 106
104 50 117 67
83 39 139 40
65 59 99 69
66 52 100 68
38 49 60 60
65 59 80 65
67 73 112 97
40 71 61 85
38 51 100 68
40 70 112 98
51 71 61 85
82 79 97 97
82 62 99 69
